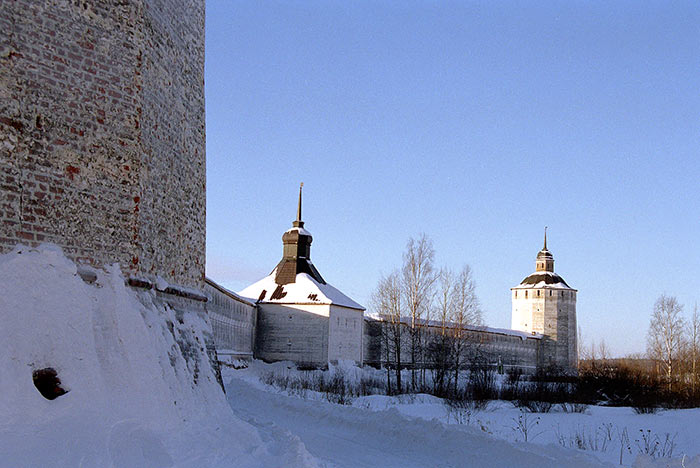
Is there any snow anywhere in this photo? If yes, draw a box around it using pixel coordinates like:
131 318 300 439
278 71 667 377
155 274 171 291
512 271 572 289
4 244 698 467
205 277 256 306
239 272 364 310
227 361 700 468
224 364 608 467
0 244 317 467
286 226 312 236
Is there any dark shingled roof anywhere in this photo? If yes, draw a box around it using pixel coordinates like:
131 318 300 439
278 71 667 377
273 257 325 285
519 272 570 288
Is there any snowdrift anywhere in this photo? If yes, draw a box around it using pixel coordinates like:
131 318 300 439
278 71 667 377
0 245 317 467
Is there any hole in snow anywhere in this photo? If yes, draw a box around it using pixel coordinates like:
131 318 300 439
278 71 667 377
33 368 68 400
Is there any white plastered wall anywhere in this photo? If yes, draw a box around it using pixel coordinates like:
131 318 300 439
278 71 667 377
328 305 364 364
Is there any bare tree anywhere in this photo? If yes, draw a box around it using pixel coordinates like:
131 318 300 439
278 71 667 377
371 271 403 393
577 325 583 370
688 304 700 394
429 268 455 395
598 339 610 367
401 234 437 391
647 294 685 391
450 265 482 392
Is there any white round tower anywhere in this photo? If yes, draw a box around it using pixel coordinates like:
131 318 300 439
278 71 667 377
511 229 578 370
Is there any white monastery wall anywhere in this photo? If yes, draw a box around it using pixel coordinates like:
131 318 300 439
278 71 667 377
204 280 257 363
255 304 330 367
328 305 364 364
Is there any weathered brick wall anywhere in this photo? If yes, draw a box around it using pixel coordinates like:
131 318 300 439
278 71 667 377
0 0 205 289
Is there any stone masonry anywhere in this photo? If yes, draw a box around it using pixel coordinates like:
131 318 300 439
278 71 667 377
0 0 205 289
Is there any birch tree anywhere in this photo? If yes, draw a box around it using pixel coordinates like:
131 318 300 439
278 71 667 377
450 264 482 392
688 304 700 394
371 271 403 393
647 295 685 391
429 268 455 395
401 234 437 391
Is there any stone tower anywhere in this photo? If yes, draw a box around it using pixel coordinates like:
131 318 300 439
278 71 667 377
511 230 578 370
0 0 205 289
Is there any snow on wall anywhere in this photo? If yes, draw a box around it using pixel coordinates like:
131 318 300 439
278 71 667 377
0 245 317 467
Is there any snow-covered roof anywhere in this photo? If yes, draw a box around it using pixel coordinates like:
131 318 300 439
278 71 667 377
371 315 542 340
204 277 256 306
285 226 312 237
512 271 574 290
239 272 365 311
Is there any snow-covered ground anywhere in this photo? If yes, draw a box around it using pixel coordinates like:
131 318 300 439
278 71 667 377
3 245 698 467
0 245 315 468
225 361 700 468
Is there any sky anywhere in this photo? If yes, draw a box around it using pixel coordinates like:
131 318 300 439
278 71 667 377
204 1 700 357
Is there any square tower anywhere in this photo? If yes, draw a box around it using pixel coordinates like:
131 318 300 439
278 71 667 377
511 231 577 370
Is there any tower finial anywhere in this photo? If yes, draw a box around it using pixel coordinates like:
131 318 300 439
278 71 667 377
297 182 303 222
544 226 548 250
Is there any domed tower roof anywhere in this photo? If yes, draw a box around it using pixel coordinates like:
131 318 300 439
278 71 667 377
513 228 574 290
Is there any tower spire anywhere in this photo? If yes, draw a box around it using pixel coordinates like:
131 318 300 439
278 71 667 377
544 226 548 250
293 182 304 228
275 182 326 285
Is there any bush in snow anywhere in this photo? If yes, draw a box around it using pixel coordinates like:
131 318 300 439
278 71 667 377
261 363 387 405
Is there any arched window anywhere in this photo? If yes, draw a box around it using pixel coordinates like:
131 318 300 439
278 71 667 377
537 290 540 297
525 290 528 298
515 291 518 298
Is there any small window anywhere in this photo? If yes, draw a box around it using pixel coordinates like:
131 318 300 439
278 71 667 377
525 290 528 298
549 290 552 297
537 290 540 297
515 291 517 298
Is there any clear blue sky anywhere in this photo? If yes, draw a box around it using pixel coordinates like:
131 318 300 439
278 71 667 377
204 1 700 357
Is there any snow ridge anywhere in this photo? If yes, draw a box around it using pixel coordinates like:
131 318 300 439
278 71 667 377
0 244 317 467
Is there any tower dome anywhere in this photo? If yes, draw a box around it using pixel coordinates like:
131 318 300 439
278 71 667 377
516 228 570 288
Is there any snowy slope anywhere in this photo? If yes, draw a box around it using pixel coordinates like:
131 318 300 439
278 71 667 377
227 363 700 468
224 368 613 468
0 245 317 468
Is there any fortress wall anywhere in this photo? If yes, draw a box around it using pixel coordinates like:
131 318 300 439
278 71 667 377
328 305 364 364
204 279 257 362
363 318 542 372
255 304 330 367
0 0 205 289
